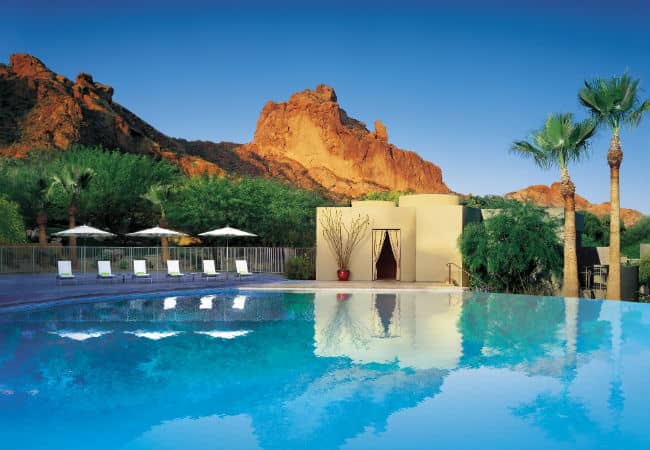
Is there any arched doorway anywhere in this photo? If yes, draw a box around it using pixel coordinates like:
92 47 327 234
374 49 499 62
376 231 397 280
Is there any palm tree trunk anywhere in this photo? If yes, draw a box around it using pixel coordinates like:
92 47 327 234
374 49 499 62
37 209 48 247
607 134 623 300
560 170 579 297
68 200 78 266
160 214 169 263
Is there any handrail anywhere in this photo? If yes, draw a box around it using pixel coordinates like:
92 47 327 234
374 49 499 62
445 262 488 292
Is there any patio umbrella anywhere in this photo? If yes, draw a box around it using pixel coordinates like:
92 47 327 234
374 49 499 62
53 225 116 272
199 226 257 278
126 226 188 263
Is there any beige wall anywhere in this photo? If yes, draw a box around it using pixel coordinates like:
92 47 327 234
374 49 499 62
316 202 417 281
316 194 480 284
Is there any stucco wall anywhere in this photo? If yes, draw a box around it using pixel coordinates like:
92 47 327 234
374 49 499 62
316 202 417 281
316 194 480 283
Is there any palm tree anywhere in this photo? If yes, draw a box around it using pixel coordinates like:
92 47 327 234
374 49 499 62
579 74 650 300
49 166 95 250
142 184 173 261
35 176 52 247
512 113 596 297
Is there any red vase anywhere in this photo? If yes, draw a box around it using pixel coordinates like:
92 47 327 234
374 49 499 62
337 269 350 281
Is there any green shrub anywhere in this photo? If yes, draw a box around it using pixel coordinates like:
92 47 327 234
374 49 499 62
285 255 315 280
459 202 562 295
639 256 650 288
0 196 26 244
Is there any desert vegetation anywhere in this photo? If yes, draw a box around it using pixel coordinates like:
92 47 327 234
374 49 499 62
0 146 328 246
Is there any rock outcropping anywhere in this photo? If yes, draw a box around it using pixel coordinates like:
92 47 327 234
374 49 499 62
506 183 644 227
236 85 450 197
0 54 450 198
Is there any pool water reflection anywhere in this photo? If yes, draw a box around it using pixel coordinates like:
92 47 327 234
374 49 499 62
0 291 648 449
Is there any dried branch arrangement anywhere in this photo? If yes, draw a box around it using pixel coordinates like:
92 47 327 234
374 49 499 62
320 209 370 269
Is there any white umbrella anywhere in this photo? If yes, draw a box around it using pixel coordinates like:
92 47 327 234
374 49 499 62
53 225 116 239
199 226 257 278
126 227 188 263
125 226 187 238
53 225 116 272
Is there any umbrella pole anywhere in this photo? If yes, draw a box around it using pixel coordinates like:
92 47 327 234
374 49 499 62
226 238 229 280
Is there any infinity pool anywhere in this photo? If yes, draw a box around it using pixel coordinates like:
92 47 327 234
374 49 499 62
0 290 648 450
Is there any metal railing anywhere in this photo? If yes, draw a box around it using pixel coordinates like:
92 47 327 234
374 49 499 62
446 262 488 291
0 246 315 274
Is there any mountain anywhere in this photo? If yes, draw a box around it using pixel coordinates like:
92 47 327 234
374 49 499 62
506 183 644 227
0 53 449 198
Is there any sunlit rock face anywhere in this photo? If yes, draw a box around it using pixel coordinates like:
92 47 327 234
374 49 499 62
239 84 450 198
506 182 643 227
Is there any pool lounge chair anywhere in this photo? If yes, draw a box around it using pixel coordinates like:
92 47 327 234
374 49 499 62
202 260 221 280
97 261 117 283
56 260 77 285
132 260 153 283
166 260 185 281
235 260 254 278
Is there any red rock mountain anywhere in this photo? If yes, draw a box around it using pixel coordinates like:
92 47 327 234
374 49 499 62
0 53 449 198
506 183 644 227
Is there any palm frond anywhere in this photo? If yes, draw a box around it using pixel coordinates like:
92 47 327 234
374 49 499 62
511 140 552 169
628 98 650 127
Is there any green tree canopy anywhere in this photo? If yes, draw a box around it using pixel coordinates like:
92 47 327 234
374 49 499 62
459 202 562 294
621 217 650 258
166 176 328 246
0 196 26 244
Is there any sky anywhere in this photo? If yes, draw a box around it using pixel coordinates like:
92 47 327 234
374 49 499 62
2 0 649 214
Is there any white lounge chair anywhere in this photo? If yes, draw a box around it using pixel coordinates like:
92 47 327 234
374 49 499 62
97 261 116 282
235 260 254 278
132 260 152 283
56 260 77 285
202 260 221 280
166 260 185 281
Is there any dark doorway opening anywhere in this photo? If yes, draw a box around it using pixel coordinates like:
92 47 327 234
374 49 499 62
376 232 397 280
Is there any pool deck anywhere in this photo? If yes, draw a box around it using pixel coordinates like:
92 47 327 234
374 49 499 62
0 273 463 309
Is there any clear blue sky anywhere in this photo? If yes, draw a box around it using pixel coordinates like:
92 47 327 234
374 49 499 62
3 0 649 213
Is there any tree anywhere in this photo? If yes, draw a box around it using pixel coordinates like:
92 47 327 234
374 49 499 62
621 217 650 258
512 113 596 297
459 202 562 295
579 74 650 300
35 175 52 246
360 191 412 205
166 176 327 247
142 184 174 261
0 196 26 244
49 165 95 249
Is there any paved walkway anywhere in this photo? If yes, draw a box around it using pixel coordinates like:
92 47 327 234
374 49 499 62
0 272 285 308
245 279 464 292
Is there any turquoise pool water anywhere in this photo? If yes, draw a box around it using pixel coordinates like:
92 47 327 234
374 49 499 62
0 290 648 450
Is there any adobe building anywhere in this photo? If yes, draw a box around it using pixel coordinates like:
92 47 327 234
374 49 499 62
315 194 481 285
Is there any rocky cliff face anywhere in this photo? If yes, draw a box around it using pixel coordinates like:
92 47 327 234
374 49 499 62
237 85 450 197
0 54 226 176
506 183 644 227
0 54 450 198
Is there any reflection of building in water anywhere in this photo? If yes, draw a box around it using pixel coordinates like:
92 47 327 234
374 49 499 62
314 291 464 370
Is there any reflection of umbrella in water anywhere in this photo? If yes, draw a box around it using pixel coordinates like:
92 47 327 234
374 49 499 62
374 294 398 338
53 225 116 272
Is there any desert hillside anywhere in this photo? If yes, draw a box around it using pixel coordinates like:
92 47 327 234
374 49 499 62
0 53 449 198
506 183 644 227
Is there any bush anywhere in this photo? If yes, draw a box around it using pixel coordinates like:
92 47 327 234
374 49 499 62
0 196 26 244
285 255 315 280
639 256 650 288
459 202 562 295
